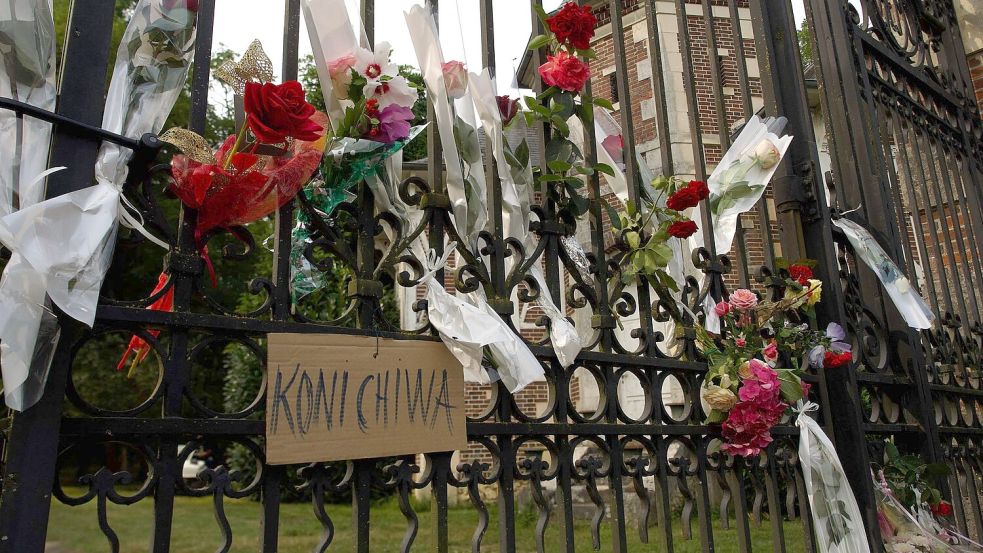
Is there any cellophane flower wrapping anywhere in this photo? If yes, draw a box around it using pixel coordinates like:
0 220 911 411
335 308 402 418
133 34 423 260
469 69 581 369
292 0 421 300
833 217 935 330
695 115 792 332
405 5 488 246
796 401 871 553
0 0 195 411
0 0 57 214
876 479 983 552
0 0 58 411
171 112 328 239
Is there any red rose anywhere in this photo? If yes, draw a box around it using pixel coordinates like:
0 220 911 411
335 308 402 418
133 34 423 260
546 2 597 50
162 0 198 11
244 81 323 144
823 350 852 369
667 220 698 239
538 51 591 92
788 264 814 286
688 180 709 199
497 95 519 126
931 501 953 517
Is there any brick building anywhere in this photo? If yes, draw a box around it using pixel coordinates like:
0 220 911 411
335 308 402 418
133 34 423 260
955 1 983 115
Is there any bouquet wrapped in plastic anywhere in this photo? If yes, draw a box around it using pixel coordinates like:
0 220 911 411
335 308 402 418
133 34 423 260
0 0 196 410
118 41 326 373
405 5 543 392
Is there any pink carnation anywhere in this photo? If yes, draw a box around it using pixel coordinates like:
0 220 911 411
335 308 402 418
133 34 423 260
728 288 758 311
714 301 731 318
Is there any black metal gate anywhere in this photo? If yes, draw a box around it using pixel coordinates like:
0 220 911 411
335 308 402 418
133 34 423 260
0 0 981 551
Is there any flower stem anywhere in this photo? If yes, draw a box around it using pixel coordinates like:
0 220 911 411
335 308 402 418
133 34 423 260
223 124 250 170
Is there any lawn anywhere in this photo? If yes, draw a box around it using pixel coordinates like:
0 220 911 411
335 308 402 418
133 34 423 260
46 489 805 552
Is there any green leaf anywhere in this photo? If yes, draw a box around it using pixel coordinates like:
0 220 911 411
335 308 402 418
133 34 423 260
657 269 680 292
650 243 673 267
564 176 585 189
885 441 901 462
528 34 550 51
777 370 804 404
625 231 641 250
533 4 549 26
547 160 572 173
551 92 575 119
551 114 570 136
593 97 615 110
706 409 726 424
546 138 575 165
593 163 615 177
603 200 622 230
515 139 530 168
538 173 567 183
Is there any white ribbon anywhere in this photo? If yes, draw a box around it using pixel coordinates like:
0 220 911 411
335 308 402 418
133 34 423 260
795 400 872 553
832 217 935 330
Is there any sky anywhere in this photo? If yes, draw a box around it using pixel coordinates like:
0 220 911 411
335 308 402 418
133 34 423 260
213 0 808 95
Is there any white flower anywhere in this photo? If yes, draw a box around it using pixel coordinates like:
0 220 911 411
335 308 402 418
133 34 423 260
751 139 781 170
896 276 911 294
366 75 418 109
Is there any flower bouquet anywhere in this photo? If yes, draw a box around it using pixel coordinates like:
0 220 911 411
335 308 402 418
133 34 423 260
294 0 423 299
613 177 708 318
118 41 326 373
697 267 851 456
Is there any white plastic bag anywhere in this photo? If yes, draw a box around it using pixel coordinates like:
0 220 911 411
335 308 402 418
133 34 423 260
832 217 935 330
796 401 872 553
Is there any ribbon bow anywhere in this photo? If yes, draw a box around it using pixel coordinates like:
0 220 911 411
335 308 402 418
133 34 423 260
420 242 456 284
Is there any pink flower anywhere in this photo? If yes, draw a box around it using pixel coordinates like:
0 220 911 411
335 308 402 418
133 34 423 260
728 288 758 311
328 54 356 100
714 301 731 318
762 341 778 365
735 338 747 348
877 510 894 538
800 380 812 398
739 359 782 405
441 60 468 99
720 401 775 457
374 104 414 144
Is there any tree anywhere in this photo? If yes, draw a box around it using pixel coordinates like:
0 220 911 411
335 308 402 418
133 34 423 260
798 18 815 68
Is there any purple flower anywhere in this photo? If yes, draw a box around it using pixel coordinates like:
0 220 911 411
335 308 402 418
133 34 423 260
826 322 851 353
376 104 414 144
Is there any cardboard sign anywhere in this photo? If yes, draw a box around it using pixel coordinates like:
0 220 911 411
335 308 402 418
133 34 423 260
265 334 467 465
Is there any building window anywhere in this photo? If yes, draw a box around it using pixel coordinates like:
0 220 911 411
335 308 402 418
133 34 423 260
609 73 619 105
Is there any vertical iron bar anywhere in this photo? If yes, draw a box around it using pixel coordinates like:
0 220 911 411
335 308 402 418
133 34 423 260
610 0 655 356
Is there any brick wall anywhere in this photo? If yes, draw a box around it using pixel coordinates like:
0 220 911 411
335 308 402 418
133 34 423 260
970 50 983 117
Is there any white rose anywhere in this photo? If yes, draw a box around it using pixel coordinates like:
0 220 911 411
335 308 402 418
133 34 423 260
751 139 781 170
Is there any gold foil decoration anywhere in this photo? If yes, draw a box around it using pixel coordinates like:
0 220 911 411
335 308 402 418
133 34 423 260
160 128 216 165
214 39 274 95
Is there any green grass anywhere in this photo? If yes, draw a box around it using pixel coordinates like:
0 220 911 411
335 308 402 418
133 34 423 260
47 488 805 552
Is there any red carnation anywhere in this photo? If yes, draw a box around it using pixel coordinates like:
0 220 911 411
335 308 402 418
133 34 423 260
823 350 852 369
788 264 814 286
667 220 698 239
244 81 323 144
666 180 708 211
931 501 953 517
546 2 597 50
539 51 591 92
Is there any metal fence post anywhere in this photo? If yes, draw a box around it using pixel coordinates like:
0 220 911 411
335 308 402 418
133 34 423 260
751 0 883 547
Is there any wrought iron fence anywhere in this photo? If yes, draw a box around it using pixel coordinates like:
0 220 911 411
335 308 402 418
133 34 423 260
0 0 980 552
